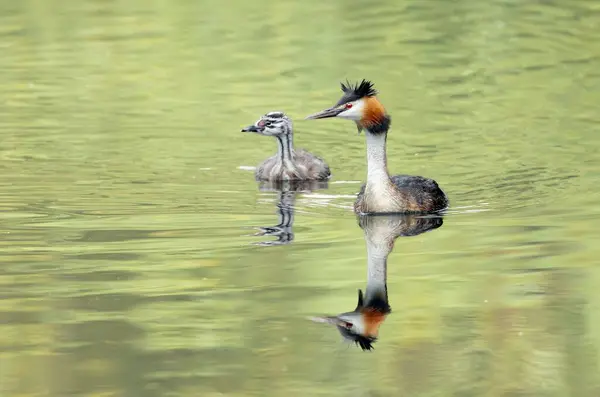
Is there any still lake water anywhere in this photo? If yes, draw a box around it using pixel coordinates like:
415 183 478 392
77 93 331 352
1 0 600 396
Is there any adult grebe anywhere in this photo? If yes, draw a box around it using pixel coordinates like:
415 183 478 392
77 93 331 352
305 80 448 214
242 111 331 182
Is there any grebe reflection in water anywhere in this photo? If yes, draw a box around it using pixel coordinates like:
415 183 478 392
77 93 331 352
310 214 443 350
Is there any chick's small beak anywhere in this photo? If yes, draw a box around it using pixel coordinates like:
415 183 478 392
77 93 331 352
242 124 261 133
305 106 344 120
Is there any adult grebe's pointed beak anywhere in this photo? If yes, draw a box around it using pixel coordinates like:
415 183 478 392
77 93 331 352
305 106 343 120
307 316 339 325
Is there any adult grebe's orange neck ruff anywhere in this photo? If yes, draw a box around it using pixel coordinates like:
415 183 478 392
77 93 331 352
360 96 391 134
361 307 389 338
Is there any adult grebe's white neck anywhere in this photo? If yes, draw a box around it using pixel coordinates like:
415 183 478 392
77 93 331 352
365 131 390 186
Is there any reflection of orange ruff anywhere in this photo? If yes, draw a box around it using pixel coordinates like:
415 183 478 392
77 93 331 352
361 308 389 338
360 96 387 130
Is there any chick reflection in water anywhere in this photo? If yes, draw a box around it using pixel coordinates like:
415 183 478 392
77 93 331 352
310 214 443 350
253 180 328 246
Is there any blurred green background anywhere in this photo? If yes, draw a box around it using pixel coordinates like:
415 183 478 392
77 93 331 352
1 0 599 396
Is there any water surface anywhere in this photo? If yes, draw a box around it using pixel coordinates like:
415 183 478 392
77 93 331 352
1 0 600 396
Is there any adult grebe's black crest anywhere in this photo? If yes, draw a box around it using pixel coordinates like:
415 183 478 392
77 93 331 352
338 79 377 104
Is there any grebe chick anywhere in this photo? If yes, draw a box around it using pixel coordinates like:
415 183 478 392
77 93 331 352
241 111 331 182
305 80 448 214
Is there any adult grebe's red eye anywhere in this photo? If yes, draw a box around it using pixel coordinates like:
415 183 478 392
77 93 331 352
345 103 353 109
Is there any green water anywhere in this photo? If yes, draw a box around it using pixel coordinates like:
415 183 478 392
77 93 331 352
1 0 600 396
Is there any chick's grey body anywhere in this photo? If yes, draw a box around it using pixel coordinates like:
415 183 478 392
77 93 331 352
242 111 331 182
255 149 330 181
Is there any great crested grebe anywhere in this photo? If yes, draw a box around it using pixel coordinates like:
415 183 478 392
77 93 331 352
242 111 331 182
310 214 443 350
305 80 449 214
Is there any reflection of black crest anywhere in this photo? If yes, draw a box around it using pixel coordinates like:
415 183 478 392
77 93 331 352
335 289 391 352
336 322 376 351
342 329 376 351
336 79 377 106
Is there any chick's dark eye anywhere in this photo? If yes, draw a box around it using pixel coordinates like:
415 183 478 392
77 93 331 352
344 322 353 329
345 103 353 109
